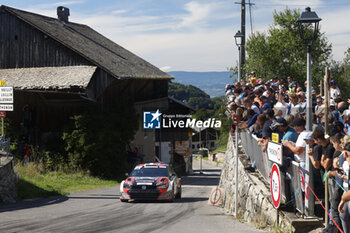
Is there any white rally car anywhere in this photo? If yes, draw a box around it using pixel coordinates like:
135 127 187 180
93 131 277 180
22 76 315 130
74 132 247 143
120 163 182 202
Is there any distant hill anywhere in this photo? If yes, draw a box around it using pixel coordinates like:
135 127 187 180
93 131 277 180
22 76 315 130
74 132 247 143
168 82 224 110
167 71 235 97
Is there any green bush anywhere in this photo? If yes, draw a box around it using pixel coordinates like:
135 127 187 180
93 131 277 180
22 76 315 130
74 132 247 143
62 103 138 179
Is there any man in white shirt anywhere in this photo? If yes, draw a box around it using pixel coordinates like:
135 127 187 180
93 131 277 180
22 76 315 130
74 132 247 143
330 80 341 100
282 117 308 191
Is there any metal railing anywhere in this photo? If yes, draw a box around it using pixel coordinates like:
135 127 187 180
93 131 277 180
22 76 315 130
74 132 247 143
240 129 306 214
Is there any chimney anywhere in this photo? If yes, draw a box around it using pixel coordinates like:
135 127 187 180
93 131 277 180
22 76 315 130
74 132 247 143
57 6 70 23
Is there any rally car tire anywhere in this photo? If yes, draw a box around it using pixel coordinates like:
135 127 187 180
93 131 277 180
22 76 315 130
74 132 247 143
120 198 128 202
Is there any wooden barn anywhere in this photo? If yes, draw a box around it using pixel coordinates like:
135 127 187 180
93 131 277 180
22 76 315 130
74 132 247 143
0 5 172 142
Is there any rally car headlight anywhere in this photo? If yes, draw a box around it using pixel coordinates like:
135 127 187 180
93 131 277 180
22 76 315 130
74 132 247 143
123 178 134 188
156 178 169 189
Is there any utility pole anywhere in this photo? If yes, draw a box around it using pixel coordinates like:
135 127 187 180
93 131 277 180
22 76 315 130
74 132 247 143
235 1 255 78
240 0 246 68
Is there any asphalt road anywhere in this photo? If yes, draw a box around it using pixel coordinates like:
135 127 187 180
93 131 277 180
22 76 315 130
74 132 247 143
0 159 261 233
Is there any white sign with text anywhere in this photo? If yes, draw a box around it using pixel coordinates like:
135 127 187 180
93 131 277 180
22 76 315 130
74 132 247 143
267 142 283 165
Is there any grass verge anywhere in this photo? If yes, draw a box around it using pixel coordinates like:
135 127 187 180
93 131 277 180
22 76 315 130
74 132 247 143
15 162 119 200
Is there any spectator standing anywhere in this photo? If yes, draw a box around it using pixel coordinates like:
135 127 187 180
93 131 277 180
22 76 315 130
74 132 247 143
282 118 308 172
330 80 341 100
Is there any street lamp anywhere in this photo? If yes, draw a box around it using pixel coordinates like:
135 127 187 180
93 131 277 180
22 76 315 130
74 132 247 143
234 30 244 82
297 7 321 131
297 6 321 218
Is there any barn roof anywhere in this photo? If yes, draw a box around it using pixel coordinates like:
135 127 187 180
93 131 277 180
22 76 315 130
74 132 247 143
0 66 97 90
1 5 172 80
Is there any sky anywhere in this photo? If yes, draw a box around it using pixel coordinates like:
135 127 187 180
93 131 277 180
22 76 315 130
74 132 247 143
1 0 350 72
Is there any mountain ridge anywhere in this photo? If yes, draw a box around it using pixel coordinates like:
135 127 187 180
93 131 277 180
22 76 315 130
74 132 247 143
167 71 236 97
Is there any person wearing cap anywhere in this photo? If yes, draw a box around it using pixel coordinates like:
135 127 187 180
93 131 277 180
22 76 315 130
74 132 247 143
304 131 324 197
254 88 263 109
243 96 259 115
258 109 275 152
282 117 308 173
266 87 277 106
260 95 272 114
330 80 341 100
305 131 323 169
275 117 298 158
315 97 325 126
343 110 350 135
250 71 257 87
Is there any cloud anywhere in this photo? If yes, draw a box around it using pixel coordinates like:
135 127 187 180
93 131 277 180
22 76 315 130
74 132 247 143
35 0 85 9
160 66 172 72
111 28 236 71
18 0 350 71
112 10 128 15
177 1 212 29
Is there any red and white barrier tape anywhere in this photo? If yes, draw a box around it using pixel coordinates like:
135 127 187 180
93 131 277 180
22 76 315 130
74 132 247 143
298 169 343 233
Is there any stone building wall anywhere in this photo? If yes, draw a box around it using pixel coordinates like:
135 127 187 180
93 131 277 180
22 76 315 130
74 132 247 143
0 157 17 203
218 133 294 231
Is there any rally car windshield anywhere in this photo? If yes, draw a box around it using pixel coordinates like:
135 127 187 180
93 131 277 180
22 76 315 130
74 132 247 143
130 167 169 177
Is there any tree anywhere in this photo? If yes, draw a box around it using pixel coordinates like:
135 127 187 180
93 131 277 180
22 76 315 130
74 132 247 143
245 8 332 88
330 48 350 100
62 102 138 179
168 82 215 110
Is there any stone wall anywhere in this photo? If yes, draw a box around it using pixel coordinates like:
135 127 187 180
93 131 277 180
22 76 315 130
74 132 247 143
218 133 294 231
0 156 17 203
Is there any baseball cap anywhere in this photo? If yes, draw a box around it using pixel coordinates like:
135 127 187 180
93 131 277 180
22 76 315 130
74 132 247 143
274 117 288 127
330 80 336 85
343 109 350 117
291 117 306 127
263 108 274 117
304 131 313 141
344 142 350 151
330 99 336 107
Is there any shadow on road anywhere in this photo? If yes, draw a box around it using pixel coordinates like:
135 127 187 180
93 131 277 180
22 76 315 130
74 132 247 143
193 169 221 173
127 197 208 204
0 195 68 213
179 197 208 203
182 176 220 186
69 195 120 200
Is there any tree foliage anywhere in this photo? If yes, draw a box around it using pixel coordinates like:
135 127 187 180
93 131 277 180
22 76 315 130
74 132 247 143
168 82 214 110
62 102 138 179
330 48 350 100
245 8 332 86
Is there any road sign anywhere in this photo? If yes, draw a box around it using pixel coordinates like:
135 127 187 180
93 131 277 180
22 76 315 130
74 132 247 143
267 142 283 165
270 163 281 209
0 104 13 111
0 87 13 103
232 115 238 125
0 111 6 118
271 133 279 143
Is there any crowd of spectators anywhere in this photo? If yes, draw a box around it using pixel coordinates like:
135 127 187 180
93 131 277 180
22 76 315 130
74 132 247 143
225 72 350 232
